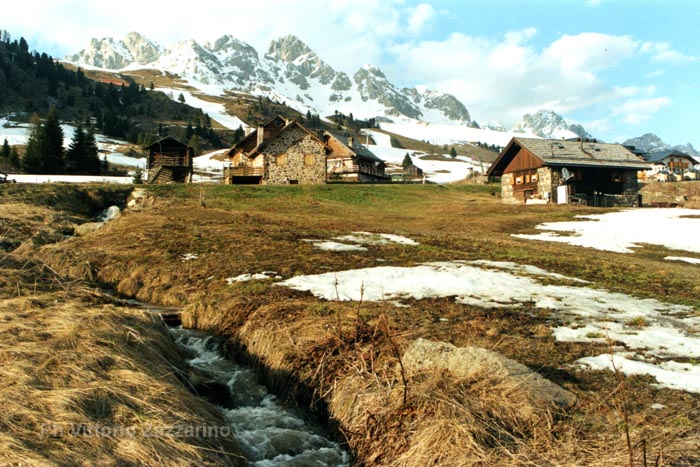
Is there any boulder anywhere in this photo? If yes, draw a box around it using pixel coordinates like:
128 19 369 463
74 222 105 236
403 338 577 409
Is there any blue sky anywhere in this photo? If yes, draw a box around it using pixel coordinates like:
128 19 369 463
5 0 699 148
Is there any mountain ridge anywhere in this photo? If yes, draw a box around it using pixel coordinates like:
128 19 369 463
66 32 472 126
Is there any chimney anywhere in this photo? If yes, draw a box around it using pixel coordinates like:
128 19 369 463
256 126 265 147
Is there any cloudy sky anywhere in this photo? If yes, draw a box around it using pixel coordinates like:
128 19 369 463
5 0 699 147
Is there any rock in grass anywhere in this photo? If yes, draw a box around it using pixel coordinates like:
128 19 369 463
403 338 577 409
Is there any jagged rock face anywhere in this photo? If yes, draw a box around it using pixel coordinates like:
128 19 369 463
421 90 471 122
123 32 162 64
66 32 161 68
513 110 587 140
354 66 422 119
66 33 472 125
66 37 132 69
623 134 698 157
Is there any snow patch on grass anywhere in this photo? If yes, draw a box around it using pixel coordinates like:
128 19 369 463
278 259 700 393
665 256 700 265
514 208 700 254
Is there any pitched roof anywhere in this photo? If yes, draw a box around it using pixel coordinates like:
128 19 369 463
144 136 189 150
487 137 650 176
228 116 329 158
324 131 385 164
642 150 695 163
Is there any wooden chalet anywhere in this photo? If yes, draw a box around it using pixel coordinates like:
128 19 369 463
324 132 389 182
145 136 194 184
487 137 650 206
642 150 697 175
225 116 329 185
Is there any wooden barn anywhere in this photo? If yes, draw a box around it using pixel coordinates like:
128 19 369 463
324 131 389 182
487 137 650 206
225 116 329 185
145 137 194 184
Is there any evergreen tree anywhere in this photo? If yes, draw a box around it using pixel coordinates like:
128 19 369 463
9 147 19 169
188 134 201 157
65 123 87 173
402 153 412 169
178 93 186 104
42 107 65 173
84 126 101 174
1 138 9 160
450 147 457 158
22 114 46 173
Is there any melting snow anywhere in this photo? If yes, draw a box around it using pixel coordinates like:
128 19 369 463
226 272 281 284
514 208 700 254
308 241 368 252
665 256 700 265
278 259 700 393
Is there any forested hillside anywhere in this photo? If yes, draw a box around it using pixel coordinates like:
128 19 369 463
0 33 227 153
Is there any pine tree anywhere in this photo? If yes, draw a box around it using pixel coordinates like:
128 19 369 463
9 147 19 169
450 147 457 158
22 114 46 173
84 126 101 174
402 153 412 169
42 107 65 173
65 123 87 173
1 138 9 160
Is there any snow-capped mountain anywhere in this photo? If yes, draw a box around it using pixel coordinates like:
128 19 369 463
623 133 699 158
66 32 162 69
512 110 590 140
66 33 471 125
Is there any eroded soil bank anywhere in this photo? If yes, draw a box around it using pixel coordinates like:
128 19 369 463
8 183 700 466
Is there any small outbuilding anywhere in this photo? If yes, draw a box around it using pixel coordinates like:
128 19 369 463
145 137 194 184
487 137 650 206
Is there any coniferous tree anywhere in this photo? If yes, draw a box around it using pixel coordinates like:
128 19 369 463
65 123 86 173
84 126 101 174
402 153 412 169
22 114 46 173
9 147 19 169
450 147 457 158
1 138 9 160
41 107 64 173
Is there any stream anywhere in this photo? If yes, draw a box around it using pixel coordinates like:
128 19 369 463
169 326 351 467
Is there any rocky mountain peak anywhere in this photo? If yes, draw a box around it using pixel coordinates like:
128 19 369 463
267 35 313 63
513 109 588 140
622 133 698 157
122 32 162 64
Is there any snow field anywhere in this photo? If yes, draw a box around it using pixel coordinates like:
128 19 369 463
277 252 700 393
513 208 700 254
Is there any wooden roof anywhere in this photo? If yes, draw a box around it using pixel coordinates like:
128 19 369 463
144 136 190 151
643 150 697 164
324 131 385 165
487 137 650 176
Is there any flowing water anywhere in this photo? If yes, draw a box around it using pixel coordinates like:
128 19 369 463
170 327 351 467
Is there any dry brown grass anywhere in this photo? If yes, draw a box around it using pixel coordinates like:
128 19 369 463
7 183 700 466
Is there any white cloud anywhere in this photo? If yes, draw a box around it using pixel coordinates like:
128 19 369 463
613 97 672 124
407 3 436 34
641 41 698 64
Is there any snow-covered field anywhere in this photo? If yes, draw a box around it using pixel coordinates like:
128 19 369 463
513 208 700 255
276 233 700 394
361 129 485 183
156 87 248 130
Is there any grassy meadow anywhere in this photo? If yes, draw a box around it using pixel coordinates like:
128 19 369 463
2 182 699 466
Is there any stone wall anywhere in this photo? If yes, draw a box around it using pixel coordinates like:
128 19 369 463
501 173 516 203
262 128 327 184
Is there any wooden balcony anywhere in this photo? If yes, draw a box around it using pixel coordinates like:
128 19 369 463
224 166 264 178
151 155 192 168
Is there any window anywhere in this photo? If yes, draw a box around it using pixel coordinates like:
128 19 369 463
611 172 622 183
275 154 287 166
515 176 523 184
531 174 538 182
304 154 315 166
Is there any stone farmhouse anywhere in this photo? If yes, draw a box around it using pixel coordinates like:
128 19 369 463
487 137 650 206
324 131 388 182
225 116 329 185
